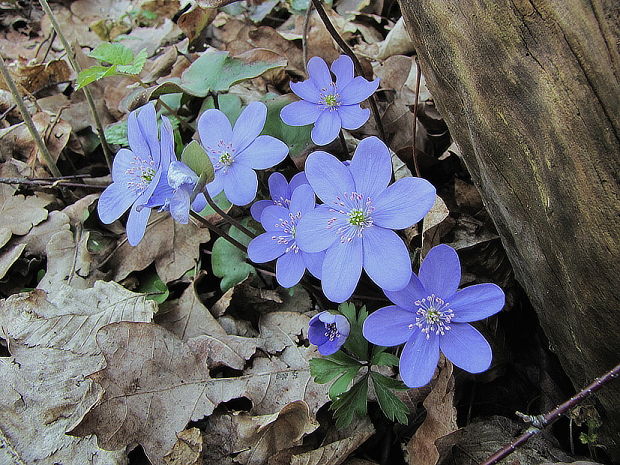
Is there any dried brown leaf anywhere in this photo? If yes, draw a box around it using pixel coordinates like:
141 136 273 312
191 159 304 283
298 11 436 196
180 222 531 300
0 190 49 238
163 428 203 465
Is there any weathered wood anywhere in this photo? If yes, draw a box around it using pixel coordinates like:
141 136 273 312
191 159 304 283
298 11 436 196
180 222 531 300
398 0 620 455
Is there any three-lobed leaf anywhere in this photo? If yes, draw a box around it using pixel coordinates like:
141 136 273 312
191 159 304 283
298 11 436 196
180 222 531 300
370 372 410 425
211 219 257 291
181 140 214 182
330 375 369 429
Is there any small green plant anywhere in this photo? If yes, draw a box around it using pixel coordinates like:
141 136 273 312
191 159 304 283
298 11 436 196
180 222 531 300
77 42 147 89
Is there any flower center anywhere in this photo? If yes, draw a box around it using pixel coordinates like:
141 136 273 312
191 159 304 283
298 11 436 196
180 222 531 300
324 322 341 341
320 82 341 110
323 94 338 107
271 211 302 253
125 155 157 193
327 192 375 243
413 294 455 339
219 151 233 166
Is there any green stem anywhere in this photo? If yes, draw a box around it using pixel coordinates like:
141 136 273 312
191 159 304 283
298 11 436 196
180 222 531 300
0 55 62 177
38 0 114 172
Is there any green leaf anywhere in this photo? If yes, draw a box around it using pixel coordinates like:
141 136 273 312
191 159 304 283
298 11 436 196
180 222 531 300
261 94 313 158
329 367 359 400
89 43 134 65
181 140 214 182
104 120 129 146
76 65 119 89
159 50 286 98
117 48 148 75
211 219 256 291
371 347 400 367
201 93 243 124
137 270 170 304
331 374 369 429
310 353 361 384
198 191 232 217
339 302 369 361
370 372 410 424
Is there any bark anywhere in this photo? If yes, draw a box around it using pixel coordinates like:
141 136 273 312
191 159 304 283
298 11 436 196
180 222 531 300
398 0 620 455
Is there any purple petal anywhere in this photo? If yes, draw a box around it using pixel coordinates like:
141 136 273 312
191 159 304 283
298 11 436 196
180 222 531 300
236 135 288 170
384 272 428 311
280 100 323 126
372 177 436 229
260 205 289 232
250 199 273 222
450 284 505 322
334 314 350 336
318 337 345 356
170 185 191 224
248 232 287 263
349 136 391 199
159 116 176 167
339 77 380 105
289 172 309 191
419 244 461 298
111 148 136 182
400 330 440 388
223 164 258 206
338 104 370 130
268 172 289 201
304 151 354 206
167 161 198 189
289 79 321 103
98 182 138 224
303 250 325 279
289 184 315 214
362 305 417 346
440 323 492 373
276 252 306 288
198 109 233 152
311 110 341 145
308 321 328 346
362 226 412 291
296 205 338 253
144 174 174 208
331 55 354 89
206 171 225 198
232 102 267 153
126 202 151 246
133 103 160 164
321 237 363 303
307 56 332 89
192 193 207 212
127 112 150 164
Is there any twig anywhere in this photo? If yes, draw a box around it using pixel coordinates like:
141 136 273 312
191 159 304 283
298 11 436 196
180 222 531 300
302 2 314 69
0 177 105 189
309 0 385 141
411 57 421 178
0 55 62 177
203 190 256 239
189 211 248 253
38 0 114 172
481 363 620 465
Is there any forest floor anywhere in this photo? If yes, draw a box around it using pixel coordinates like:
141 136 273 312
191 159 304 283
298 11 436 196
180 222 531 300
0 0 612 464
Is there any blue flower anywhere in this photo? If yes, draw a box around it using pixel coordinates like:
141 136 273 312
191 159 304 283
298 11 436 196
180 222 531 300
198 101 289 206
308 311 350 355
248 184 325 288
97 103 175 246
280 55 379 145
362 245 506 388
295 136 436 303
250 171 309 221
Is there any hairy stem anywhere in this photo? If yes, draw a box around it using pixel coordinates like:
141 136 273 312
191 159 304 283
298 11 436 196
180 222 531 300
411 57 422 178
302 2 314 69
203 191 256 239
0 55 62 177
0 177 104 189
482 363 620 465
189 210 248 253
309 0 385 141
38 0 113 172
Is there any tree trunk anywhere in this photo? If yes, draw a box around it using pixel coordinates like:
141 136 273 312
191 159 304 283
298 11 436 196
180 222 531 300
398 0 620 455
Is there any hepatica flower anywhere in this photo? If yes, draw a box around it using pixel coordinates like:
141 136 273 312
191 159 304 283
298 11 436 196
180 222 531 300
250 171 308 222
280 55 379 145
248 184 325 288
157 161 207 224
198 101 288 206
362 245 506 388
296 136 436 303
98 103 174 245
308 311 350 355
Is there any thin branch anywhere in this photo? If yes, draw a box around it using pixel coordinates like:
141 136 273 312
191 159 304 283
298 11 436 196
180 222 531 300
302 2 314 69
0 177 105 189
481 363 620 465
203 190 256 239
309 0 385 141
411 57 422 178
38 0 114 172
0 55 62 177
189 211 248 253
